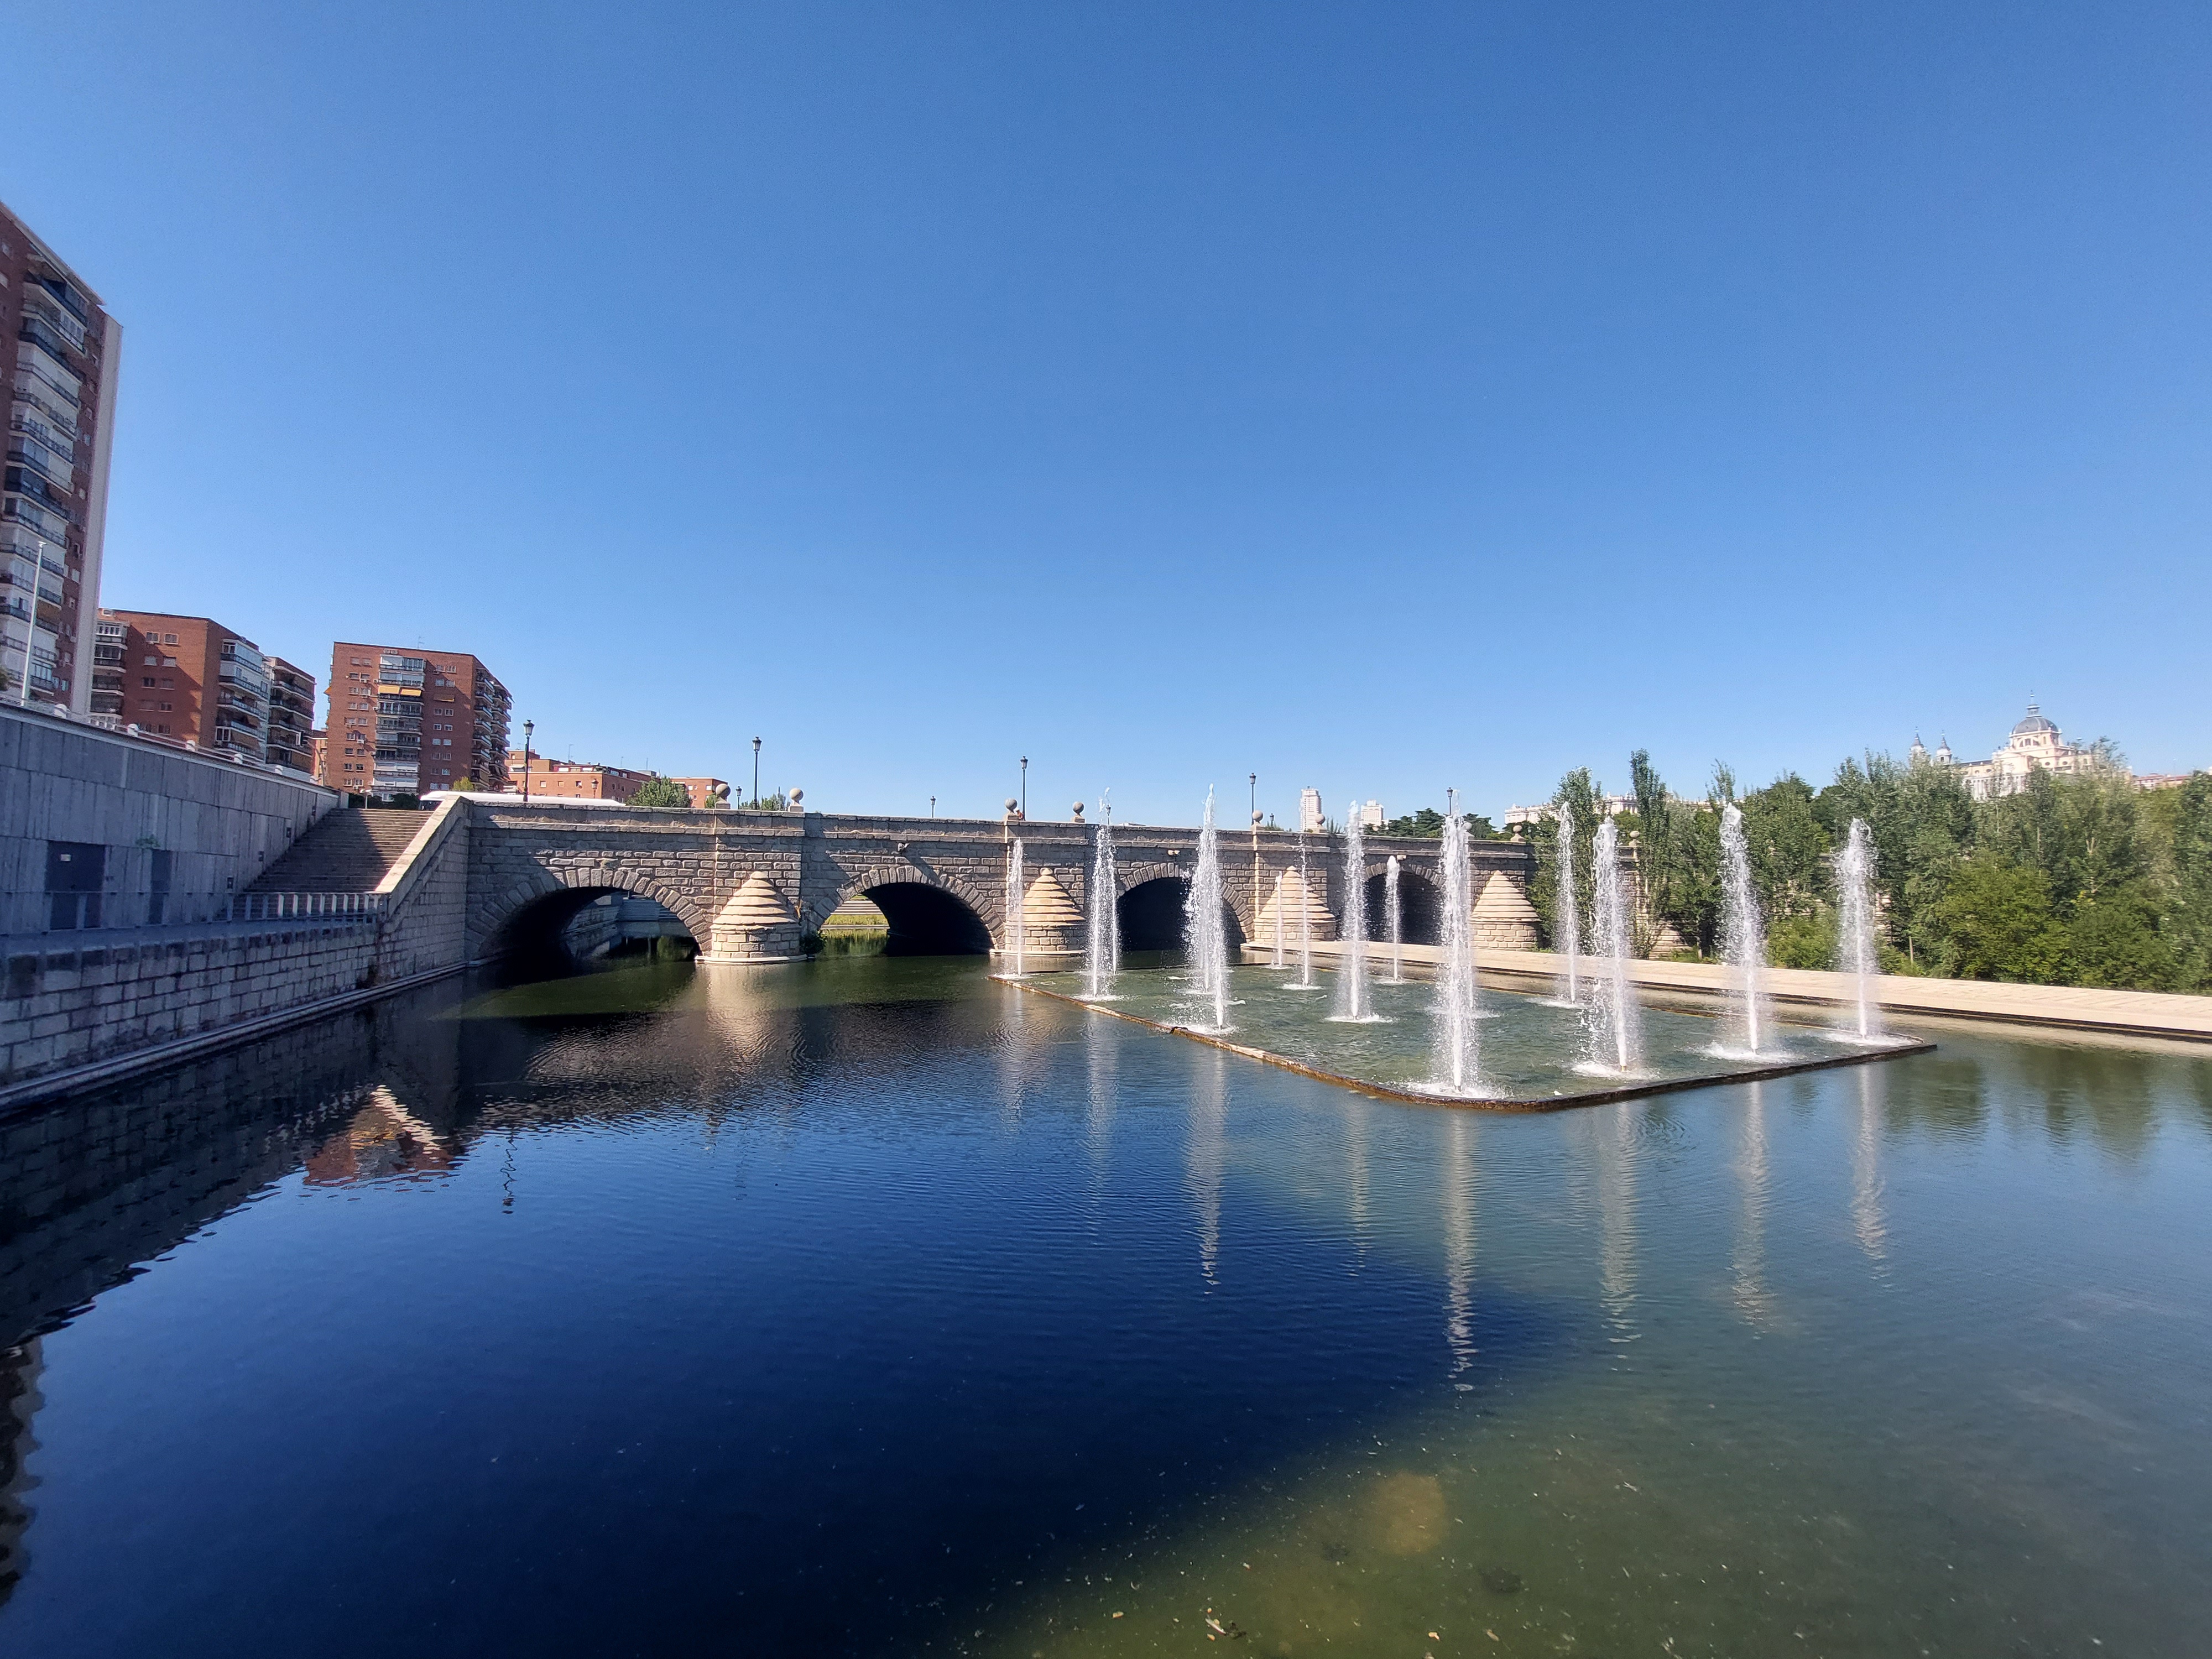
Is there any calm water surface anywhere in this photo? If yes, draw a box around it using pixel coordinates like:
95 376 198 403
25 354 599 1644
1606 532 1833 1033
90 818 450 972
0 957 2208 1657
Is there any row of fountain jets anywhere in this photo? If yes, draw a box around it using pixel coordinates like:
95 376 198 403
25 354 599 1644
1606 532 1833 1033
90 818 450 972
1002 790 1886 1096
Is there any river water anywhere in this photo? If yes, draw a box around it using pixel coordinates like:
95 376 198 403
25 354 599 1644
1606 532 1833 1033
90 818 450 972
0 956 2207 1656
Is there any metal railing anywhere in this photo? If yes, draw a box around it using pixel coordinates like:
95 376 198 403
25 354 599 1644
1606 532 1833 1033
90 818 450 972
223 891 387 922
1 887 387 935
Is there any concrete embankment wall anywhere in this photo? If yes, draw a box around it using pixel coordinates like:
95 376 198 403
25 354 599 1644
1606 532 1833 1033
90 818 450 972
0 703 338 934
1 795 474 1106
1250 940 2212 1043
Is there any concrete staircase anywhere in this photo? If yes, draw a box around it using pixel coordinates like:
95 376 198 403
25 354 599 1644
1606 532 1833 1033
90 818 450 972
248 808 430 894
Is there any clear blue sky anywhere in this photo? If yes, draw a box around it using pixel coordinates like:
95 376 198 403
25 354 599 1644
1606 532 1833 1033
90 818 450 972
10 2 2208 823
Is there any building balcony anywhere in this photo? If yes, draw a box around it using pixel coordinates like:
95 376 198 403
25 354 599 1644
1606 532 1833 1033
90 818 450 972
17 317 80 367
10 372 79 430
20 288 88 352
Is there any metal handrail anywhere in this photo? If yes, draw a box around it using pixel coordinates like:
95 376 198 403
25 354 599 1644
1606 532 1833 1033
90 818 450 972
0 889 388 933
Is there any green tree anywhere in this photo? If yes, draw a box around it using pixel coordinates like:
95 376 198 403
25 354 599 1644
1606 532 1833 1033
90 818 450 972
2061 885 2174 990
1767 910 1839 970
629 774 692 808
1819 750 1976 969
1981 765 2143 918
1739 773 1832 921
1931 854 2065 982
1382 807 1446 838
2156 774 2212 990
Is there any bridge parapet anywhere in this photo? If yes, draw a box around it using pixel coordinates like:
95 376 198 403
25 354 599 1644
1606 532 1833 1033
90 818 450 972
458 803 1537 962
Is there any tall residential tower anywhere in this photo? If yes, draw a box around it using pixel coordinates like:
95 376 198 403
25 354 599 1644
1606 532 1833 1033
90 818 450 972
324 643 510 797
2 199 120 716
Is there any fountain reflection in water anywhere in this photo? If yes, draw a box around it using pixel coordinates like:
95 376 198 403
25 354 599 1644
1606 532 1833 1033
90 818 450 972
1585 817 1644 1072
1331 800 1373 1021
1001 838 1027 978
1442 1112 1477 1383
1430 793 1482 1092
1182 788 1231 1032
1836 818 1882 1040
1083 807 1120 999
1385 855 1405 984
1270 870 1286 969
1556 800 1583 1004
1719 803 1772 1054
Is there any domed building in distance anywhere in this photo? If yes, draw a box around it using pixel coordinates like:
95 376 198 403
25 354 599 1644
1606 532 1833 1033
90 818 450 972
1911 702 2104 800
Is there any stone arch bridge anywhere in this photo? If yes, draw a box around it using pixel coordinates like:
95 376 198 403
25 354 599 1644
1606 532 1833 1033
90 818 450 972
462 803 1540 964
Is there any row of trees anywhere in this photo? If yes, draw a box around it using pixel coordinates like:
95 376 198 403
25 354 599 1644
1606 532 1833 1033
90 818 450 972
1524 750 2212 993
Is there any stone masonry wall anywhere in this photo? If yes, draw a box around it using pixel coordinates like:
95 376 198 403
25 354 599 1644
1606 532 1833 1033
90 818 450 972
1 922 381 1087
1 797 472 1095
0 703 338 935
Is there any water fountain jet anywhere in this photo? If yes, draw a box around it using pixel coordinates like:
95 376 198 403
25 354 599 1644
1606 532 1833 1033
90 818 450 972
1002 838 1027 978
1331 800 1372 1021
1719 803 1772 1054
1585 816 1644 1072
1555 800 1583 1004
1429 792 1482 1093
1835 818 1881 1041
1083 808 1120 999
1385 855 1404 984
1182 788 1230 1032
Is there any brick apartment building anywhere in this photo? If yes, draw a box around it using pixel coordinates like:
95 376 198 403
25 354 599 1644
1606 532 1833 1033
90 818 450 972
325 642 510 797
93 610 310 766
507 752 732 807
3 196 122 716
265 656 316 771
507 753 654 802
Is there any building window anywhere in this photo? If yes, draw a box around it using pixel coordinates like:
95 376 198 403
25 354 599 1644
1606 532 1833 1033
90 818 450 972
141 676 154 687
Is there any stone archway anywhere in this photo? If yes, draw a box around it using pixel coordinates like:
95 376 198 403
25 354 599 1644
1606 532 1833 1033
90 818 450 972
805 865 1005 957
476 868 713 973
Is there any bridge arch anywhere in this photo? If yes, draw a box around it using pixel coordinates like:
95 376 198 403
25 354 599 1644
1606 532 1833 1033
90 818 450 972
813 864 1000 956
1365 864 1445 946
1114 865 1246 956
473 865 714 970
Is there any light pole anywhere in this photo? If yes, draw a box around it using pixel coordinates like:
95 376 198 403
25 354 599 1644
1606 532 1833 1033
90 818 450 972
751 736 761 809
930 795 936 817
521 719 533 805
1019 755 1028 820
1249 772 1260 945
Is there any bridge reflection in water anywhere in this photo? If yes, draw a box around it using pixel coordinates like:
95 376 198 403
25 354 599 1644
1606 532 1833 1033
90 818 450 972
0 959 2208 1656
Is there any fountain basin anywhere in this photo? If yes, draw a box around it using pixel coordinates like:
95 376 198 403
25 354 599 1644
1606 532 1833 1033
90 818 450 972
1020 964 1931 1110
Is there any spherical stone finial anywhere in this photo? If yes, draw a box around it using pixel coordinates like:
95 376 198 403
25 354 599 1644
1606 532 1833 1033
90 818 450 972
1251 810 1264 826
1072 801 1085 821
790 787 803 805
1005 797 1019 813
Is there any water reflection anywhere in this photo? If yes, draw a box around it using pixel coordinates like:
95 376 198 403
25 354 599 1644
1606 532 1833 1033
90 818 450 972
1731 1082 1781 1329
1441 1113 1477 1382
1852 1064 1889 1265
1345 1098 1371 1267
1085 1017 1117 1176
1596 1103 1642 1346
4 966 2212 1656
304 1088 455 1186
1187 1048 1228 1285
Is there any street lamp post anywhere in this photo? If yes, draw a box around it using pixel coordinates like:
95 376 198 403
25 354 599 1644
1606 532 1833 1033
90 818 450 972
1249 771 1260 942
751 737 761 810
521 720 534 805
1020 755 1028 820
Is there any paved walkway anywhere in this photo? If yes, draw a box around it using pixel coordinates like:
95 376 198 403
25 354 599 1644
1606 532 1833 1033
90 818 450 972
1244 941 2212 1042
